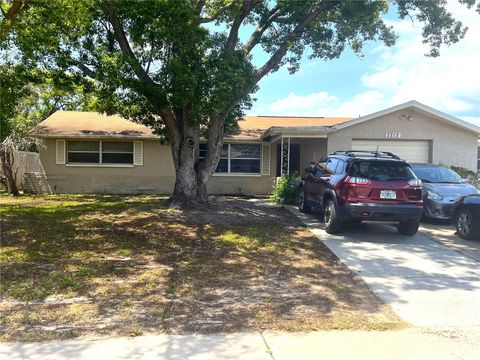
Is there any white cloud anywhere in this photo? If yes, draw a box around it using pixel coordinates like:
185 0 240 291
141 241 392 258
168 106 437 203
263 1 480 125
269 91 338 115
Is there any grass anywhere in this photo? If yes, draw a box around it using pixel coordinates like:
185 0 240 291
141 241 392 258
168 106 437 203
0 194 404 342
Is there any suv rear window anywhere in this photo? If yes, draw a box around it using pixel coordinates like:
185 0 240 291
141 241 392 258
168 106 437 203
349 161 416 181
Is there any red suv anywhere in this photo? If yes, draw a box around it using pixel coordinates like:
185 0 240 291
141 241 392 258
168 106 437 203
299 151 423 236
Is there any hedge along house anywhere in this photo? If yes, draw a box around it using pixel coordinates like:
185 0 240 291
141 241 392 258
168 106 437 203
30 100 480 195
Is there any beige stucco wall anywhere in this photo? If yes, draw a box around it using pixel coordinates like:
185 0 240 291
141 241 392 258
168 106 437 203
327 109 478 171
296 138 328 169
39 138 275 195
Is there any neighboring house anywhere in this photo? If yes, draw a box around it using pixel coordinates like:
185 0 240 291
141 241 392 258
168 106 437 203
29 100 480 195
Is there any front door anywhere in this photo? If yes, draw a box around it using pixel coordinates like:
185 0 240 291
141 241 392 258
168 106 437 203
276 143 301 176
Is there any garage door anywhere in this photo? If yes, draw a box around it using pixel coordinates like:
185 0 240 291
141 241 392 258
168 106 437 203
351 140 430 163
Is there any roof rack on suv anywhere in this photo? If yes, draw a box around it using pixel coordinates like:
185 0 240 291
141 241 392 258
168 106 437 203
332 150 401 160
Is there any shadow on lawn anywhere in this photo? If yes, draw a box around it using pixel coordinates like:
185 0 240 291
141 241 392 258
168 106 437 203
1 195 400 341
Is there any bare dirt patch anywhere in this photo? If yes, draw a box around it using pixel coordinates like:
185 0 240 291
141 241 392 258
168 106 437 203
0 195 403 342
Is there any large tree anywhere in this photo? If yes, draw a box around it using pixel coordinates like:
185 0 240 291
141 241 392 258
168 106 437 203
2 0 479 205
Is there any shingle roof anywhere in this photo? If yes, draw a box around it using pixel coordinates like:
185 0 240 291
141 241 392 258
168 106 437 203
230 115 353 139
29 111 158 139
30 111 353 140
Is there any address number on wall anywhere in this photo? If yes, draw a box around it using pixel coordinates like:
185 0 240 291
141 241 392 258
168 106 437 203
385 132 401 139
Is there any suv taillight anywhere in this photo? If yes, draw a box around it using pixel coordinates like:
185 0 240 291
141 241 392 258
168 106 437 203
408 179 422 187
344 176 371 185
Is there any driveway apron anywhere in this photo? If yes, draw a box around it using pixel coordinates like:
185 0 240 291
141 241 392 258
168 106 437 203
290 207 480 327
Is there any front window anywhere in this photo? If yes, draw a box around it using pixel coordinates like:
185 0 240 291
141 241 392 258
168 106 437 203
230 144 261 173
67 141 133 165
67 141 100 164
102 142 133 164
412 166 463 184
349 161 416 181
199 143 261 174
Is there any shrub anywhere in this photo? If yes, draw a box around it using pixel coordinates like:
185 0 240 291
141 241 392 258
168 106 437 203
271 173 301 204
439 162 480 189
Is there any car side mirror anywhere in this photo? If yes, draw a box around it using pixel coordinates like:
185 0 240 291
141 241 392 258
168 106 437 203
462 178 469 183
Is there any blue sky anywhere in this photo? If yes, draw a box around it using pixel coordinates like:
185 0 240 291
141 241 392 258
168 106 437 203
244 1 480 127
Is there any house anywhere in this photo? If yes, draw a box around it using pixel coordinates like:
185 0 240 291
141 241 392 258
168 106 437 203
29 100 480 195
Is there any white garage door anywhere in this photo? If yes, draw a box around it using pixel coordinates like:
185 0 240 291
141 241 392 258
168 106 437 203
351 140 430 163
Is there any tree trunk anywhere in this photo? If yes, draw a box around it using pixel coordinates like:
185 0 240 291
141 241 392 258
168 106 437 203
167 112 225 208
0 148 20 196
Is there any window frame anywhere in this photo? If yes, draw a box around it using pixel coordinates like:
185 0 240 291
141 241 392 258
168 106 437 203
101 141 134 165
199 142 262 176
66 140 135 167
67 141 100 165
324 158 339 175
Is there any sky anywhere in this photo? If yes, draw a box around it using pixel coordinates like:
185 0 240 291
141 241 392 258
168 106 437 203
245 1 480 127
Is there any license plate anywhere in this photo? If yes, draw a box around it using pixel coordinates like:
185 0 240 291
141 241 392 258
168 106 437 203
380 190 397 199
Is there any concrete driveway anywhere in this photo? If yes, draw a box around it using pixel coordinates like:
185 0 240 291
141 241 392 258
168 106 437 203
420 221 480 262
290 208 480 327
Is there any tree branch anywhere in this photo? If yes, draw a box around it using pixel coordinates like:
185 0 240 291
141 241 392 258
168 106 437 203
225 0 261 54
101 1 178 138
242 6 282 54
199 1 237 23
0 0 30 44
254 0 340 83
194 0 206 15
76 63 96 78
101 2 154 86
202 0 342 171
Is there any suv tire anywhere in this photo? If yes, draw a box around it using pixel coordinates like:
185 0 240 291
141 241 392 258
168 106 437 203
324 199 342 234
454 208 478 240
397 220 420 236
299 188 311 213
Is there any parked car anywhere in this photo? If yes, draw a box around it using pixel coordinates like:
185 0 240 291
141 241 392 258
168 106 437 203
452 194 480 240
299 151 423 236
411 164 478 220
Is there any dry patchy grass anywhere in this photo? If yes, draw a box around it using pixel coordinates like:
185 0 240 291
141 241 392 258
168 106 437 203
0 194 403 342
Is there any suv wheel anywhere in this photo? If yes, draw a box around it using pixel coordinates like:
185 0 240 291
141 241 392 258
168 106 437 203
397 220 420 236
454 208 478 240
299 188 311 213
324 199 342 234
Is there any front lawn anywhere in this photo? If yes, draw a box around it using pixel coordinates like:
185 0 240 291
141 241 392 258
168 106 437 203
0 194 403 341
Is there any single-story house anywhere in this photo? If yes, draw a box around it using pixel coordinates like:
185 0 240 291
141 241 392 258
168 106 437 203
29 100 480 195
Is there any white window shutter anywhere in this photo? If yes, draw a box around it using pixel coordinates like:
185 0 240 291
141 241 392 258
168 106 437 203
134 141 143 166
261 143 270 175
56 140 66 164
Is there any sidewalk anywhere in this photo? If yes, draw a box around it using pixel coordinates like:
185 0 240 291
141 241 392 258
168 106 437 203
2 328 479 360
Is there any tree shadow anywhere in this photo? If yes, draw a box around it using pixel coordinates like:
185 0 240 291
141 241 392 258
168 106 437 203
1 195 398 341
294 209 480 321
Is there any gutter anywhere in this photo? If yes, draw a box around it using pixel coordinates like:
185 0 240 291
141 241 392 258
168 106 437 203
30 134 160 140
261 125 337 141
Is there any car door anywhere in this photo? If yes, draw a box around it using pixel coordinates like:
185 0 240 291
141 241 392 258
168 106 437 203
309 159 338 205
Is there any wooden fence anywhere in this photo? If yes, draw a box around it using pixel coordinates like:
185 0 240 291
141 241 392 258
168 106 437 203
1 151 43 190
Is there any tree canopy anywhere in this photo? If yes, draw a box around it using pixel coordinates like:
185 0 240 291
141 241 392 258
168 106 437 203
2 0 479 204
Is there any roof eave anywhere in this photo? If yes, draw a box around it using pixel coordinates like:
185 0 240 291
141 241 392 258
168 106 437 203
261 126 335 140
32 133 160 140
334 100 480 134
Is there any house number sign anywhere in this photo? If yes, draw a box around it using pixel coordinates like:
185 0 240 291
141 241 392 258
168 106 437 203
385 132 401 139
